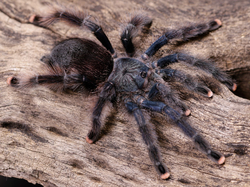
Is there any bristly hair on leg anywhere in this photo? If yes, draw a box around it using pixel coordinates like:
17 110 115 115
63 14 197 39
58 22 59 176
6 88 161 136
121 14 152 56
8 62 65 91
8 62 86 93
29 5 116 55
177 53 237 91
29 5 88 28
142 19 222 60
197 75 222 95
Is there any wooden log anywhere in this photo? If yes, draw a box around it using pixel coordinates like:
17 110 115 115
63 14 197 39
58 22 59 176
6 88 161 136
0 0 250 186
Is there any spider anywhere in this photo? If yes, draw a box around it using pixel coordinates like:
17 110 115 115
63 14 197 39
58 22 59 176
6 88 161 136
7 6 237 180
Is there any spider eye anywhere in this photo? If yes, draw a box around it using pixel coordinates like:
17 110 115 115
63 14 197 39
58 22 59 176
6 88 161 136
140 71 147 78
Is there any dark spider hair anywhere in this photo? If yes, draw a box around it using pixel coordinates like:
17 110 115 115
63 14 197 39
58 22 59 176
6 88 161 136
7 6 237 180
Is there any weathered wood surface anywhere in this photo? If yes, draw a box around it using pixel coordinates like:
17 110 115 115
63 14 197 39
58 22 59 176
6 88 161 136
0 0 250 186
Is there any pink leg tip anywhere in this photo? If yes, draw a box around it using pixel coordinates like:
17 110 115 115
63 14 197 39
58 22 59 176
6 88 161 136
112 52 117 58
185 109 191 116
86 136 93 144
161 172 170 180
232 83 237 91
141 54 149 61
7 76 13 85
218 156 225 165
29 14 37 23
214 19 222 26
207 90 213 97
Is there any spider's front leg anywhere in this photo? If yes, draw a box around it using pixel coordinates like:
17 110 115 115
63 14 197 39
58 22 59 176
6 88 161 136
148 83 191 116
125 100 170 180
177 53 237 91
151 53 236 93
157 68 214 97
86 81 116 144
142 19 222 60
133 95 225 165
121 14 152 56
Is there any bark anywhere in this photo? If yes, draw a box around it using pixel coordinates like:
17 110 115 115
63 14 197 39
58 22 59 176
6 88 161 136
0 0 250 186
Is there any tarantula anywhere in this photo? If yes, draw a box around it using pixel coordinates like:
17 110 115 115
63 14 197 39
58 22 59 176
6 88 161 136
7 6 237 179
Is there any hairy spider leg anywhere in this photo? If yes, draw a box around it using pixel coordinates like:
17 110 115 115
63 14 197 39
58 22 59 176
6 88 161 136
121 14 152 56
141 19 222 60
156 69 214 98
30 7 116 56
148 83 191 116
177 53 237 91
152 53 237 91
133 95 225 165
86 82 116 144
125 101 170 180
7 61 94 91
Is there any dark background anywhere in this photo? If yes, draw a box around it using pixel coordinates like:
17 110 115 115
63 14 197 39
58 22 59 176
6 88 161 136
0 176 43 187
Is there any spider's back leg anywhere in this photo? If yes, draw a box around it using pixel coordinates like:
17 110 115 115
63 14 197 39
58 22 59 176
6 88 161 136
86 81 116 143
29 6 116 56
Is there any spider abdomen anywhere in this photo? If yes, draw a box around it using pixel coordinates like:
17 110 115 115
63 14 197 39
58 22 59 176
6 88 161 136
49 38 114 86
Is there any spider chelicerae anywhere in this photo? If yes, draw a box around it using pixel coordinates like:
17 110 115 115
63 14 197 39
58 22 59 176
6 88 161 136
7 6 237 180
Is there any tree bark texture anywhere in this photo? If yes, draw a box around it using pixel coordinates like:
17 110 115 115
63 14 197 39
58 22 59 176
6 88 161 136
0 0 250 186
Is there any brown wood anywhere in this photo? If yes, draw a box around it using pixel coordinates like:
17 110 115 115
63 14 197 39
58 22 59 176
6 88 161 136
0 0 250 186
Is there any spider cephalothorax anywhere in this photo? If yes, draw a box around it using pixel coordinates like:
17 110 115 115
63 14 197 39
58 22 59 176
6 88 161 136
8 6 237 179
